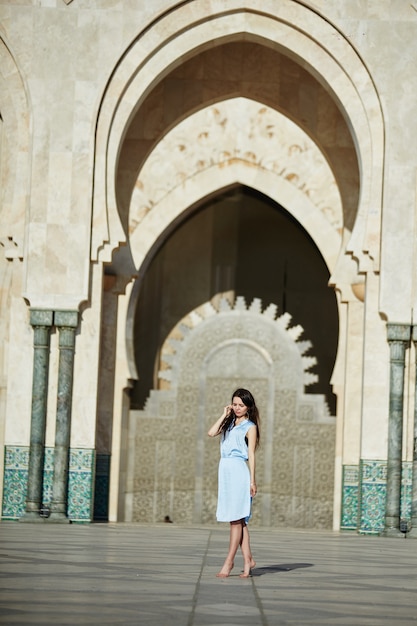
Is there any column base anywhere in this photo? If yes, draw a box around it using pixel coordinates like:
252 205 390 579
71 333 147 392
46 512 71 523
19 511 46 523
406 522 417 538
382 526 405 538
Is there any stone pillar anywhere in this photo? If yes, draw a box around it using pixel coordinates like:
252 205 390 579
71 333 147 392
20 309 53 522
384 323 410 536
47 311 79 523
408 325 417 538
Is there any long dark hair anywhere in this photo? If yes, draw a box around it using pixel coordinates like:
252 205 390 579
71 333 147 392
220 388 260 448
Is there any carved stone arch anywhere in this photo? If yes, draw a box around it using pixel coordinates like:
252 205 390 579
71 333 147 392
124 158 341 385
128 98 343 274
157 296 320 392
127 296 335 528
93 0 384 273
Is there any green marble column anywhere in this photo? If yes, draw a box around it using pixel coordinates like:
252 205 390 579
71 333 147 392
47 311 79 523
408 325 417 538
384 323 410 537
20 310 53 522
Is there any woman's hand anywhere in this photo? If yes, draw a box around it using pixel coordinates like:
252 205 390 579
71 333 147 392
208 404 232 437
250 482 257 497
223 404 232 417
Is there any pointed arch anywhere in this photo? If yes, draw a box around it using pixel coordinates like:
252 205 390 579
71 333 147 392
92 0 384 272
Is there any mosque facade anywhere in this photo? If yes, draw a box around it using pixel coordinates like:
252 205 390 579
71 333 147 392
1 0 416 536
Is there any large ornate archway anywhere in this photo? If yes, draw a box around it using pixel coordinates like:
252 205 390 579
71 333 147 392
97 2 385 527
92 0 384 272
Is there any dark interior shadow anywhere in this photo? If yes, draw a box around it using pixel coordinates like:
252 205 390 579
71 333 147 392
251 563 313 576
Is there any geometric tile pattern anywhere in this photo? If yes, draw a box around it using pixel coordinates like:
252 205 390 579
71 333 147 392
42 447 54 506
67 449 95 522
341 465 359 530
1 445 95 522
341 460 413 534
400 461 412 521
359 460 387 534
1 446 29 519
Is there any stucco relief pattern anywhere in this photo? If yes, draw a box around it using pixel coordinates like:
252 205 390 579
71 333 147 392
129 99 343 237
128 297 335 528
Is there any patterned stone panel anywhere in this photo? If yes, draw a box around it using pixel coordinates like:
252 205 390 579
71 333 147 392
201 489 218 524
359 460 387 534
154 440 175 523
270 495 293 527
129 298 336 528
312 439 335 499
275 390 297 424
132 492 154 522
172 490 194 524
293 446 314 526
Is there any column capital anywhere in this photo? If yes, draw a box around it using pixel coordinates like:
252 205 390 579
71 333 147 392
30 309 53 327
54 310 79 328
387 323 411 343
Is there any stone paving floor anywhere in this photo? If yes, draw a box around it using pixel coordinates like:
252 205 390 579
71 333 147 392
0 522 416 625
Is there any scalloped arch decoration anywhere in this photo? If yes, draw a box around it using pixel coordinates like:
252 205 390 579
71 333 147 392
158 295 320 393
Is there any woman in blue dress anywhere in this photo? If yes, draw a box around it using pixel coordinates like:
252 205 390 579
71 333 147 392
208 388 260 578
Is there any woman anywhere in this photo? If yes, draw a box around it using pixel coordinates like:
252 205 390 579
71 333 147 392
208 388 260 578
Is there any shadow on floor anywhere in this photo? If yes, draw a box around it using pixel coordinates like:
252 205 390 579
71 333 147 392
252 563 313 576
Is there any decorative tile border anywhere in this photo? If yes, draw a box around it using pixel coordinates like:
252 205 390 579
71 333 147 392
42 447 54 506
401 461 412 521
359 460 387 534
341 465 359 530
2 447 29 519
2 445 95 522
67 449 95 522
341 460 413 534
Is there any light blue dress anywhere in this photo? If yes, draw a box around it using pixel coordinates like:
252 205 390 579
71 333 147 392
216 419 255 523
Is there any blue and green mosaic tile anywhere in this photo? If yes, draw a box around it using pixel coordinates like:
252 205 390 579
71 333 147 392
401 461 412 521
2 445 95 522
359 460 386 534
341 465 359 530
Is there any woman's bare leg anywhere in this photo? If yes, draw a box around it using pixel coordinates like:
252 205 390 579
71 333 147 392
240 523 256 578
216 520 244 577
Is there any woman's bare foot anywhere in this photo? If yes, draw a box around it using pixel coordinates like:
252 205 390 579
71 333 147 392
239 559 256 578
216 560 234 578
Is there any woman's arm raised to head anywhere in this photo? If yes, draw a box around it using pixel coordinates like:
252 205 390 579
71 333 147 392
208 405 231 437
